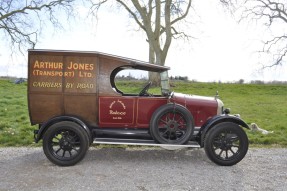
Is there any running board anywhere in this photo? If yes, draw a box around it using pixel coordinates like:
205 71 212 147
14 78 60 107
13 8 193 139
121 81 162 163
93 138 201 148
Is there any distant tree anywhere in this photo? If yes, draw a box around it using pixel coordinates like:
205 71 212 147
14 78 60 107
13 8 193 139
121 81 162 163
0 0 75 53
238 79 244 84
251 80 265 84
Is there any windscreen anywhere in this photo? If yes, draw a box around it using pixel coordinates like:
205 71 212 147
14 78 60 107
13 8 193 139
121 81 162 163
160 71 170 95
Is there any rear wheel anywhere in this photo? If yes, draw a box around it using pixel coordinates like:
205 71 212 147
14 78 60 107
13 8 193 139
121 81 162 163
150 104 194 144
204 122 248 166
43 121 89 166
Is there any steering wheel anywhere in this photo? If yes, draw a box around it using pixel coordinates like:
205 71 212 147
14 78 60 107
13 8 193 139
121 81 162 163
139 81 152 96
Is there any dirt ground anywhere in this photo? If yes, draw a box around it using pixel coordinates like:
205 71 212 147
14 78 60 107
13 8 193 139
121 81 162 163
0 147 286 191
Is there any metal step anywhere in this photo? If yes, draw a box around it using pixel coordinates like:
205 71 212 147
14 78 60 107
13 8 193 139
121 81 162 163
93 138 201 148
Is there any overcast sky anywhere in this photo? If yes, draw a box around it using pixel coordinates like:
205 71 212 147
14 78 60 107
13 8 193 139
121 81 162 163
1 0 286 82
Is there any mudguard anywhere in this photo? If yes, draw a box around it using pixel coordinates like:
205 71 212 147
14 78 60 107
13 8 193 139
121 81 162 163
199 114 250 147
34 115 92 144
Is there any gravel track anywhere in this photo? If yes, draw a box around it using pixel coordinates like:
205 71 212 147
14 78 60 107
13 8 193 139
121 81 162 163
0 147 286 191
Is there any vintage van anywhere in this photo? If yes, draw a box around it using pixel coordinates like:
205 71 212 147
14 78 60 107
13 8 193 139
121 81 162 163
28 49 249 166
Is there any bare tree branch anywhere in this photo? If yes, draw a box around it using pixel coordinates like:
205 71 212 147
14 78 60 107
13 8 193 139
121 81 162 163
87 0 194 84
170 0 192 25
223 0 287 67
261 35 287 68
241 0 287 67
88 0 108 16
117 0 146 31
0 0 75 53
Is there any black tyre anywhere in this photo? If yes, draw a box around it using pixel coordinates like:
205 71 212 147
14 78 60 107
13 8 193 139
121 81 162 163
150 104 194 144
43 121 89 166
204 122 249 166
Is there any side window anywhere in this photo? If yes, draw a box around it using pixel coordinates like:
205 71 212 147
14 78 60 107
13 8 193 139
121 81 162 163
114 69 149 95
114 69 161 96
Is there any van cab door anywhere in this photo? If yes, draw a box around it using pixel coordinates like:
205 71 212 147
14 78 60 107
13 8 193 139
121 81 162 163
98 96 167 128
98 97 136 127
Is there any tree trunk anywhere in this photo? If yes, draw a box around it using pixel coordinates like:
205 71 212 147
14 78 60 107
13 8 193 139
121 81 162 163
115 0 191 86
148 44 161 86
149 71 161 86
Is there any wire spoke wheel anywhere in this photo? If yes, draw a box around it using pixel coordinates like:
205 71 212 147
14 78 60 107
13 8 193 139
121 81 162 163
204 122 248 166
158 112 188 141
150 104 194 145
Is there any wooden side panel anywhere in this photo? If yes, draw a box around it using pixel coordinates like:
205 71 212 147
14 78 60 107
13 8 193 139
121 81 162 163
98 57 124 96
29 94 63 124
28 55 63 93
64 94 98 125
28 52 99 125
63 56 97 94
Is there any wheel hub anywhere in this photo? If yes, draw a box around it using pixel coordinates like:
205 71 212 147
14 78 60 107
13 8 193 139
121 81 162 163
59 137 73 151
167 120 178 133
220 138 232 150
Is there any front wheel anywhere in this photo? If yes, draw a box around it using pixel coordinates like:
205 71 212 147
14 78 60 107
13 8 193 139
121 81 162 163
204 122 249 166
43 121 89 166
150 104 194 144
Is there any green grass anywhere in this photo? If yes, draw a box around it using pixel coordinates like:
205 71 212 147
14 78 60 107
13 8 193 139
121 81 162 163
1 79 287 147
0 80 36 146
178 82 287 146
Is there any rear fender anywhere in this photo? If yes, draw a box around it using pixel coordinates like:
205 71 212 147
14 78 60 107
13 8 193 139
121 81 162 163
199 115 250 147
34 116 92 144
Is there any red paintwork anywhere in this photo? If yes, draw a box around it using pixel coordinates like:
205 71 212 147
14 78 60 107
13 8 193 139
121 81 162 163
98 93 218 128
99 96 168 128
172 93 218 127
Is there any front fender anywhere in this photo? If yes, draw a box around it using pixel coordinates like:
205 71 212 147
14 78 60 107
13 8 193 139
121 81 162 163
34 116 92 144
199 115 250 147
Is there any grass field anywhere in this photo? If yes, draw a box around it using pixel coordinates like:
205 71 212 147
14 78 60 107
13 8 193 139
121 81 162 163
0 79 286 147
0 79 34 146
